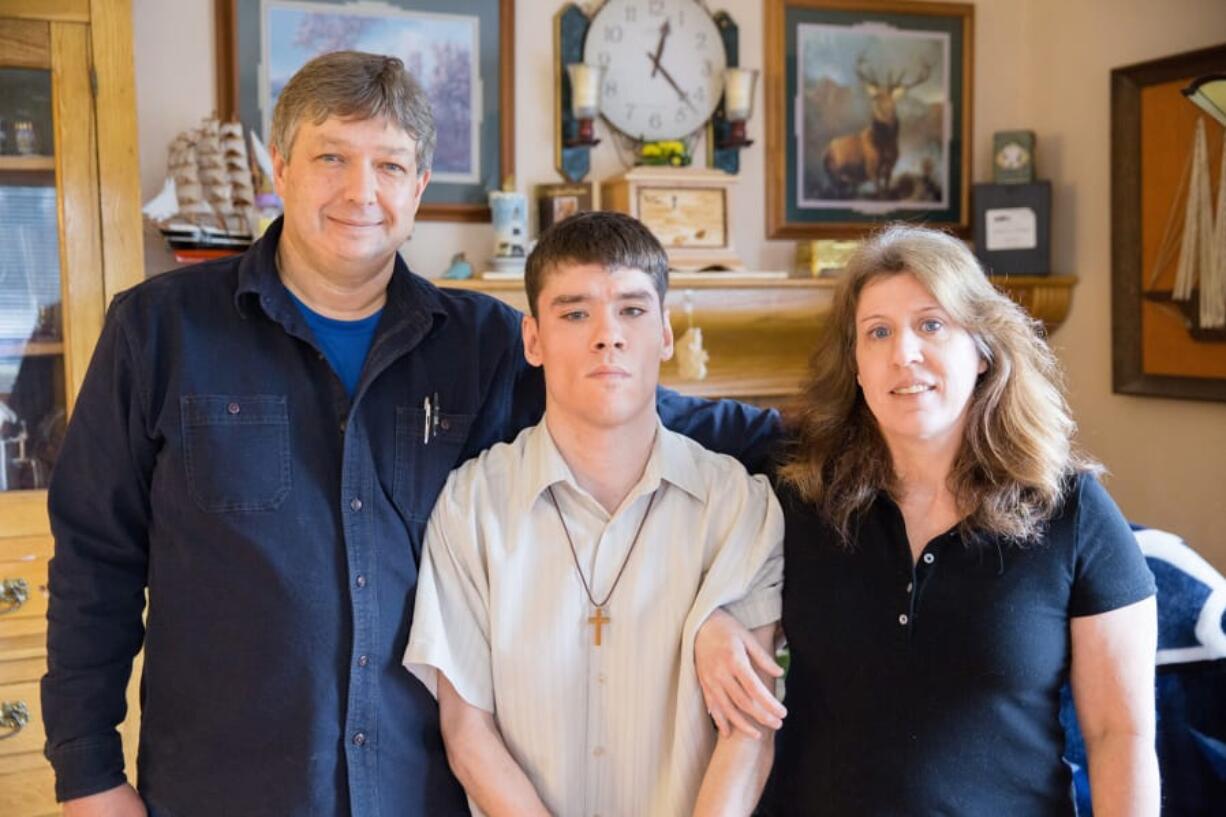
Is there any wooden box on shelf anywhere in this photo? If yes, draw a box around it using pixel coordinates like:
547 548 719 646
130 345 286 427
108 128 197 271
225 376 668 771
601 167 745 272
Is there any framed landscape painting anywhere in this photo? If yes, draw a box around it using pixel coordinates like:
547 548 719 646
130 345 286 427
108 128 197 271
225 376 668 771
216 0 514 221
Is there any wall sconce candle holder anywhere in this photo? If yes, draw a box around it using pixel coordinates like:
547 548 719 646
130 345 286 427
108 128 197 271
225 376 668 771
709 12 751 175
716 67 759 151
565 62 603 148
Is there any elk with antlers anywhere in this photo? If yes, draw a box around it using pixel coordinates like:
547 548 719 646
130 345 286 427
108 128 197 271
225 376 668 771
822 54 931 198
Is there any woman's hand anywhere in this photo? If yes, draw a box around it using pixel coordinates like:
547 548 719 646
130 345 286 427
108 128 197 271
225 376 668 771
695 608 786 738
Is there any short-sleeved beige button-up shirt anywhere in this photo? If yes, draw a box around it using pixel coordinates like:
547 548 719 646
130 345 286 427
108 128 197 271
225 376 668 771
405 417 783 817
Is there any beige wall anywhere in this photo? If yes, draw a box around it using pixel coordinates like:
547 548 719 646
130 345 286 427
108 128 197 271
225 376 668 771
1019 0 1226 569
132 0 1226 567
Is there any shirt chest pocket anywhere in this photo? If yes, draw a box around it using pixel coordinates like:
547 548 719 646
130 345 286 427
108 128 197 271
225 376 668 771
392 406 474 522
180 394 291 513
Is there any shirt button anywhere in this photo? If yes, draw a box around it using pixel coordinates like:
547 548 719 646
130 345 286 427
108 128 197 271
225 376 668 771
339 419 347 433
439 418 451 431
357 655 369 667
592 746 605 757
227 401 240 415
356 574 367 588
353 732 366 746
350 497 363 511
898 613 909 625
596 673 606 684
922 553 935 564
906 582 914 593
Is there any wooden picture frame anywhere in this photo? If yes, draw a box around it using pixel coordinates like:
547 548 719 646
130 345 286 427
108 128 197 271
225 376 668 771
215 0 514 223
535 181 592 235
1111 43 1226 403
764 0 973 239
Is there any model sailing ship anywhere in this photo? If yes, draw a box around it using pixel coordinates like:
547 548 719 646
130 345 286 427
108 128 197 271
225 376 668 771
1145 118 1226 342
144 118 258 250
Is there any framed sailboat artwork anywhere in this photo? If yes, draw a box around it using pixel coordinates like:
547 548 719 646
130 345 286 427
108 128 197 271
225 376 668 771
1112 43 1226 402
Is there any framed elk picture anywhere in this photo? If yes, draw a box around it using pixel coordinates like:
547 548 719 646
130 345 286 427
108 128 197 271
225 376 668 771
765 0 973 238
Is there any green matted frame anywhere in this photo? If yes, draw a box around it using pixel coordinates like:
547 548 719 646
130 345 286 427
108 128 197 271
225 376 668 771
764 0 973 239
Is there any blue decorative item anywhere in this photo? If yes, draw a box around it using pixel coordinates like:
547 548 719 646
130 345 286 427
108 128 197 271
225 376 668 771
488 182 527 277
489 190 526 258
1062 525 1226 815
441 252 473 280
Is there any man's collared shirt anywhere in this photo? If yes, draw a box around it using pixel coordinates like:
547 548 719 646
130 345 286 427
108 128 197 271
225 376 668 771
42 219 782 816
405 418 784 817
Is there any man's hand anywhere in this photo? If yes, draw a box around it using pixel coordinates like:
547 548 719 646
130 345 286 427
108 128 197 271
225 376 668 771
62 783 146 817
695 609 786 739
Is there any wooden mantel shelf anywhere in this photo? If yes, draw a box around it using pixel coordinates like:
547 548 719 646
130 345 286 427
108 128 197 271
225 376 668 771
439 274 1077 402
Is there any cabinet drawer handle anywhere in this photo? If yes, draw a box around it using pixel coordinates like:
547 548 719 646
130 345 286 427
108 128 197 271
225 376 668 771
0 577 29 615
0 700 29 739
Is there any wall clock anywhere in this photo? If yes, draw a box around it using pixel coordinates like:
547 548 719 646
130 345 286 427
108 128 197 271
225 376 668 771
583 0 728 143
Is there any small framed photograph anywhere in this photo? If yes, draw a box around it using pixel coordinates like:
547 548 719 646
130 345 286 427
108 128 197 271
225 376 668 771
535 182 593 234
972 182 1051 277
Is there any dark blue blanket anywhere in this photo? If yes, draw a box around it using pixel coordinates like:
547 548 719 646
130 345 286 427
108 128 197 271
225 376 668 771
1062 526 1226 815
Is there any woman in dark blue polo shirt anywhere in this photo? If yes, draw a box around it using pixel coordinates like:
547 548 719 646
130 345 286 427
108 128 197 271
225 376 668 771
698 225 1158 815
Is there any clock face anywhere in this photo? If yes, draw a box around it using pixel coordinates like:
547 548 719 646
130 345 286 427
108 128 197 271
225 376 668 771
996 142 1030 170
637 186 726 248
584 0 727 142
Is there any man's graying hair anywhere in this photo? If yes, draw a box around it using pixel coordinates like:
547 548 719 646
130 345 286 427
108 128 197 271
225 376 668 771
525 211 670 318
270 50 436 175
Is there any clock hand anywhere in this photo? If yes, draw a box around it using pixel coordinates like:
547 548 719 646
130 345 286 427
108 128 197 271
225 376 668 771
650 20 671 78
646 51 698 113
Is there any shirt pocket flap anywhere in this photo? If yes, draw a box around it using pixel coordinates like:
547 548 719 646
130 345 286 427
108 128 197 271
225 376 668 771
180 394 291 513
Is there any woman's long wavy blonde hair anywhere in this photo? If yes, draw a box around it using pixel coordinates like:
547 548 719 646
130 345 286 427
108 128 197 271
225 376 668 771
778 224 1098 545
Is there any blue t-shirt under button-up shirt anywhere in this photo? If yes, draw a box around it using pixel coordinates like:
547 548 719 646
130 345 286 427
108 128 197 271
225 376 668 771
287 288 382 398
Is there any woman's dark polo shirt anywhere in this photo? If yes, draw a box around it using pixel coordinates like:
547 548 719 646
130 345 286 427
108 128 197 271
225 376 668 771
761 473 1155 816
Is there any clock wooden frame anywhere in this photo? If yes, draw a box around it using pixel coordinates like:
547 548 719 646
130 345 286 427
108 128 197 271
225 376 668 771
553 1 753 179
602 166 744 270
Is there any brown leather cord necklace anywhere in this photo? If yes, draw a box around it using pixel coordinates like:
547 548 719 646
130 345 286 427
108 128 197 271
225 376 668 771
546 485 659 647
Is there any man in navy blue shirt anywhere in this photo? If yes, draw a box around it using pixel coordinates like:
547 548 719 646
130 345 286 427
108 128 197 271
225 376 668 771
42 52 778 817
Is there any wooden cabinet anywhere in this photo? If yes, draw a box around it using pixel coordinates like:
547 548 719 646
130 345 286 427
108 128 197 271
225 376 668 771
0 1 142 813
440 274 1076 406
